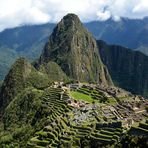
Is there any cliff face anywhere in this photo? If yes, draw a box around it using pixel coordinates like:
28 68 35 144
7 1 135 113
98 40 148 97
38 14 112 85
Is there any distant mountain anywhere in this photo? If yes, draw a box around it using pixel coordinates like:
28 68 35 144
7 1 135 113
85 17 148 52
0 24 55 80
0 23 55 58
0 17 148 80
97 40 148 98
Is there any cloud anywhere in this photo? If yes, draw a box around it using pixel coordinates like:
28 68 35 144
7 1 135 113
133 0 148 13
97 11 111 21
0 0 148 31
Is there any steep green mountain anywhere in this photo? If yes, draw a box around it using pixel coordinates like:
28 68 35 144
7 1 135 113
97 40 148 98
0 58 32 115
37 14 112 86
0 58 69 116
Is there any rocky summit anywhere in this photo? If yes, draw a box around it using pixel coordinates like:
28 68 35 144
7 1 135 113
38 14 112 86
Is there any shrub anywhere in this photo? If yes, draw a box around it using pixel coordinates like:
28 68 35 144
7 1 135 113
0 134 13 144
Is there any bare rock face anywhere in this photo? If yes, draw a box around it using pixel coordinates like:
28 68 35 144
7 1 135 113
38 14 113 85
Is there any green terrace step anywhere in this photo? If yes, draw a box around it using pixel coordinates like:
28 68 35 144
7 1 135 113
92 94 103 99
60 135 72 141
100 130 114 136
27 143 46 148
112 135 120 141
91 133 112 139
72 126 92 131
90 135 112 143
50 113 57 120
36 140 50 147
77 128 91 134
100 128 116 132
30 137 50 146
60 139 72 147
75 134 87 139
114 131 122 135
56 110 62 116
46 132 57 139
62 130 76 136
76 128 91 133
50 141 59 147
47 96 61 100
60 120 68 129
78 88 90 93
77 90 90 95
115 128 123 132
46 89 62 92
139 123 148 130
27 142 36 147
34 146 46 148
50 130 59 138
44 125 53 131
47 116 55 122
76 131 89 137
36 131 48 138
48 99 66 104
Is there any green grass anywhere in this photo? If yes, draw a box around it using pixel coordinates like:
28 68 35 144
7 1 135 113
107 97 117 105
70 91 94 103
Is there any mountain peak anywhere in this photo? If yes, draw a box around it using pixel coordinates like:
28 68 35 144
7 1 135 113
61 13 82 25
0 57 32 115
52 13 83 36
38 14 113 85
62 13 80 21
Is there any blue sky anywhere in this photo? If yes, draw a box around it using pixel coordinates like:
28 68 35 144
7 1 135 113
0 0 148 31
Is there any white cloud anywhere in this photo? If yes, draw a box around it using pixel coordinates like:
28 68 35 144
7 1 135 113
97 11 111 21
0 0 148 31
133 0 148 13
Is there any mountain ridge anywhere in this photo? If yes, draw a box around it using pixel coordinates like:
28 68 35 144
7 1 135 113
97 40 148 98
0 17 147 81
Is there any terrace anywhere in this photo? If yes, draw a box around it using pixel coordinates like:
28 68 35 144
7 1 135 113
27 83 148 147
